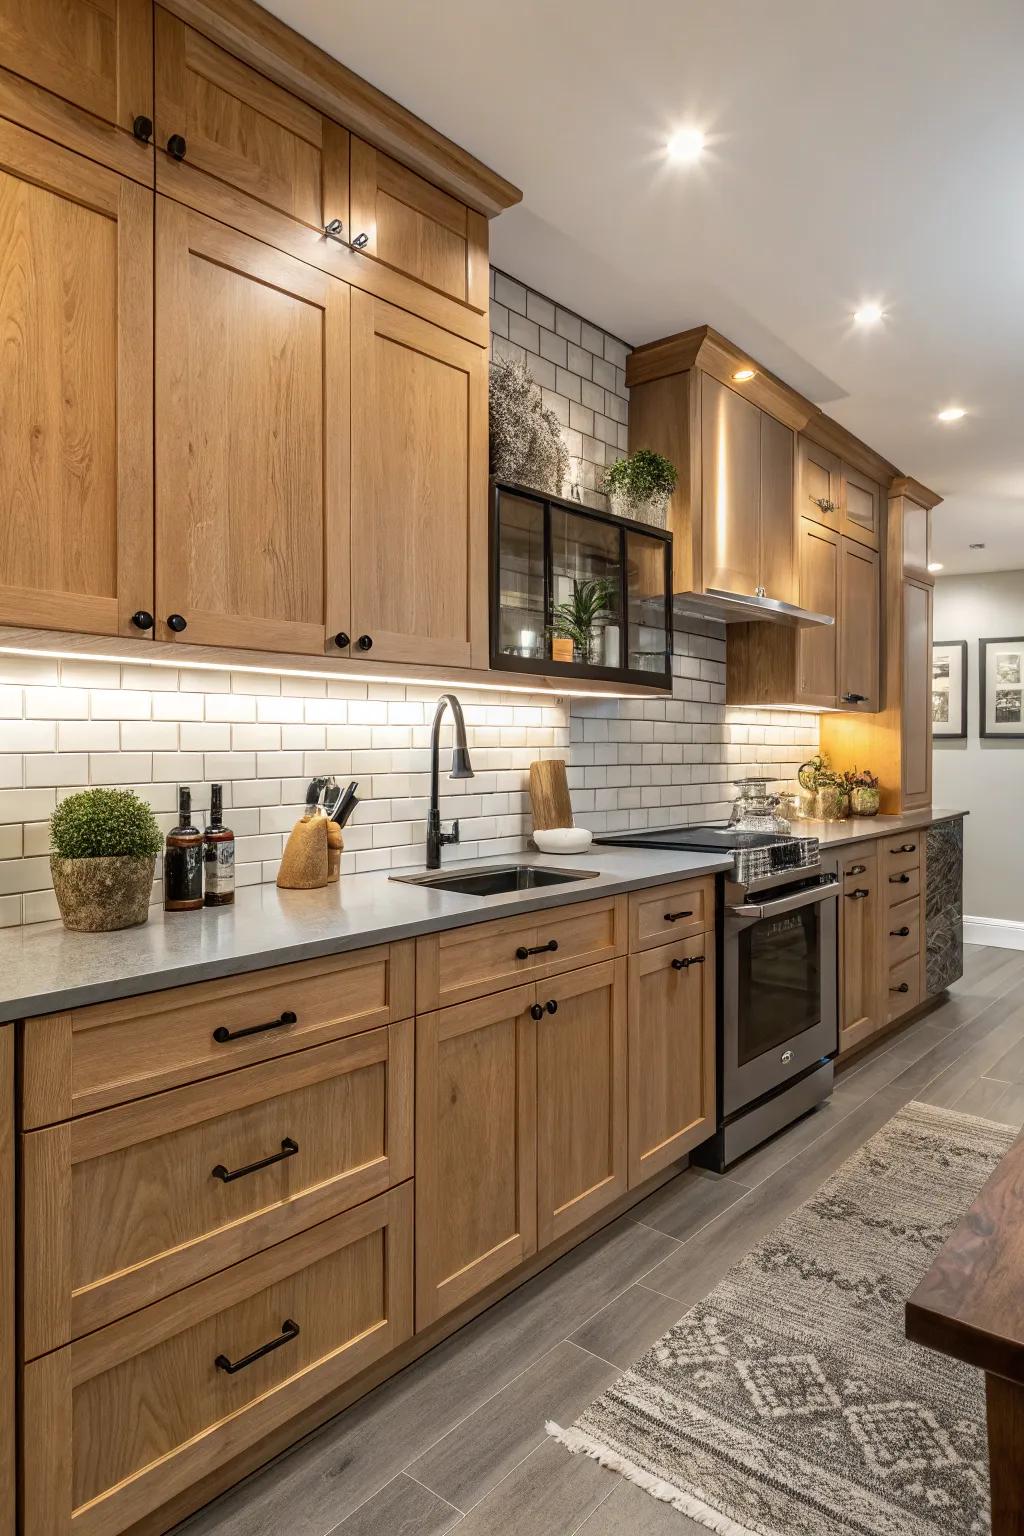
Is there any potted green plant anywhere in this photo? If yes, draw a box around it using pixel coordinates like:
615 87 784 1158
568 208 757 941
603 449 678 527
551 577 617 666
49 788 162 932
847 768 881 817
796 753 850 821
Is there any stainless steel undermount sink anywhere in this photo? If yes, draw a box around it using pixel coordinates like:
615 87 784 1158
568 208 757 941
390 863 600 898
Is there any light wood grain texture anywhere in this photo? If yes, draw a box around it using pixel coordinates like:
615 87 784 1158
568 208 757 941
700 373 761 597
155 196 348 653
838 847 885 1055
0 0 151 135
0 119 153 637
625 369 700 595
886 894 921 969
0 1030 12 1536
158 0 520 215
625 325 814 432
758 410 797 605
415 985 537 1328
21 942 414 1126
0 61 154 182
415 895 627 1010
627 933 715 1188
349 290 488 668
901 576 933 808
797 518 840 704
22 1023 413 1356
841 462 882 551
628 876 713 952
797 435 842 530
838 538 880 710
536 958 627 1248
801 411 897 489
528 759 573 831
22 1184 413 1536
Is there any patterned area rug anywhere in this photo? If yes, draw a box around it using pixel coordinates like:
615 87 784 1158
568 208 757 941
550 1101 1015 1536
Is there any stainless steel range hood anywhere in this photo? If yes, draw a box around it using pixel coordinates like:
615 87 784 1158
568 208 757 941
672 588 835 628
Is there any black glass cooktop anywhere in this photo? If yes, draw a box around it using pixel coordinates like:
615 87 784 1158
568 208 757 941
594 825 797 852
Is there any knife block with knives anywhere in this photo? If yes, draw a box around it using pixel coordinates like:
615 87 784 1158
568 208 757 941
277 778 360 890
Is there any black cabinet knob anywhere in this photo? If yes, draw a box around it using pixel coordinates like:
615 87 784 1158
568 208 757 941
891 926 911 937
132 115 153 143
130 610 154 631
356 634 373 651
166 133 187 161
166 613 188 633
672 957 688 970
334 632 350 649
545 999 558 1014
530 1003 543 1021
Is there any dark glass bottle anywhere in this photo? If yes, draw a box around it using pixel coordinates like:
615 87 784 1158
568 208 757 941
203 783 235 906
164 785 203 912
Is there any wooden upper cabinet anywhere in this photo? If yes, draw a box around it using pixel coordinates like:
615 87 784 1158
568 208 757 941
155 198 349 653
0 0 151 138
0 121 152 636
535 960 627 1249
838 539 880 711
841 463 882 550
796 517 840 706
700 373 761 598
797 436 842 530
758 410 796 604
349 291 487 667
350 136 487 312
901 577 933 808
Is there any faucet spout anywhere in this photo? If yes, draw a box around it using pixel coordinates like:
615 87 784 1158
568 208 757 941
426 694 474 869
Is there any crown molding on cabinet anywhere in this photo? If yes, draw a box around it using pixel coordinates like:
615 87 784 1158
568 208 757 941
801 412 899 488
626 325 817 433
889 475 943 510
160 0 523 217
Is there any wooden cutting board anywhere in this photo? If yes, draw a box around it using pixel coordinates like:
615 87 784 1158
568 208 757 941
529 759 574 830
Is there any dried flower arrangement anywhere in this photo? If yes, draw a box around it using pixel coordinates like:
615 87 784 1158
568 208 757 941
489 358 568 494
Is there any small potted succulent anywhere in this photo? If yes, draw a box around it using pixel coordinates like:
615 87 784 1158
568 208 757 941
847 768 881 817
603 449 678 527
50 788 162 932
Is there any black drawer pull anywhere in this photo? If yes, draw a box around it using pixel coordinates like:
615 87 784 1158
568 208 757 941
890 982 910 994
841 692 868 704
664 910 694 922
889 873 911 884
213 1009 297 1044
846 889 869 900
212 1137 298 1184
891 925 911 937
672 954 705 970
516 939 558 960
847 864 867 875
215 1319 299 1375
894 843 917 853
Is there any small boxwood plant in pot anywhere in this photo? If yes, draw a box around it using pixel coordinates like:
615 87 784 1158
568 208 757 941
50 788 162 932
603 449 678 527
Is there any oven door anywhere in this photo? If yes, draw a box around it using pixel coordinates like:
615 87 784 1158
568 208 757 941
722 877 838 1117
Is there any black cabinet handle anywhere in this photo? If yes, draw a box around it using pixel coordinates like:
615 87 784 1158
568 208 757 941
889 873 911 884
664 910 694 922
890 982 910 994
213 1009 297 1044
846 889 869 900
672 955 705 970
131 610 154 631
891 926 911 937
215 1319 299 1375
334 632 350 649
847 864 867 875
545 998 558 1014
166 613 187 633
167 133 187 160
356 635 373 651
516 939 558 960
212 1138 298 1183
529 1003 543 1020
895 843 917 854
841 692 868 704
132 115 153 142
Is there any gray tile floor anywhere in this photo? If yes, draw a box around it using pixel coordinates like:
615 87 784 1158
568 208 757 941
178 943 1024 1536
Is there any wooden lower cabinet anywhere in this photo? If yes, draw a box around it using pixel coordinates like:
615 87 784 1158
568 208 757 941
838 848 885 1053
536 960 627 1248
22 1184 413 1536
627 934 715 1186
1 1029 12 1536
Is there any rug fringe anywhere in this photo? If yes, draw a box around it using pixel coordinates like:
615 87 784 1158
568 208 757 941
546 1421 758 1536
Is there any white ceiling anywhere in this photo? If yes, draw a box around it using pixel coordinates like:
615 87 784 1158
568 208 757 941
268 0 1024 576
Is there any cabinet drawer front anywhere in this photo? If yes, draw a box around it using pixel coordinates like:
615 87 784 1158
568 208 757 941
884 863 920 904
628 878 713 951
23 1185 412 1536
22 1025 412 1357
841 847 876 884
887 956 921 1022
416 896 626 1009
22 943 414 1126
883 838 923 873
886 896 921 969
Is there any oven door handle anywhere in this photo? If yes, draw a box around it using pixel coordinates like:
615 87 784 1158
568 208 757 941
729 879 839 920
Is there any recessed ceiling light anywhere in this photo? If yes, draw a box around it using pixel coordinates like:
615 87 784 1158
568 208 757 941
927 562 944 572
937 406 966 422
732 367 756 382
666 127 706 163
853 303 884 326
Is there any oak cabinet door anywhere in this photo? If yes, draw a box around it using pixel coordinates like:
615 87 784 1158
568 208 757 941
350 291 487 667
155 199 349 652
797 435 842 529
838 538 880 711
0 1029 11 1536
758 411 796 605
0 0 151 136
0 122 152 635
627 935 715 1187
796 517 840 706
841 463 881 550
416 985 537 1328
350 136 487 311
536 959 627 1247
901 577 933 808
700 373 761 598
839 849 884 1054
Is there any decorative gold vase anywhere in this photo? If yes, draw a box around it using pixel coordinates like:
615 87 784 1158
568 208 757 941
50 854 156 932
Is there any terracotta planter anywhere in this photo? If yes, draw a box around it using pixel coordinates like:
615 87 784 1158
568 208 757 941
50 854 156 932
850 786 881 817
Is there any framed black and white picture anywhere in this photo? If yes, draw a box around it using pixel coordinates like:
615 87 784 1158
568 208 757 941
980 636 1024 738
931 640 967 738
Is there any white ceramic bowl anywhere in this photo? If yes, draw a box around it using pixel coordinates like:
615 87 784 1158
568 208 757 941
533 826 593 855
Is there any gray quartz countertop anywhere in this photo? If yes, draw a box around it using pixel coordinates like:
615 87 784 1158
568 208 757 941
0 846 732 1023
792 807 966 849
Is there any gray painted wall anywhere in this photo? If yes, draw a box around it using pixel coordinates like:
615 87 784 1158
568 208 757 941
932 569 1024 924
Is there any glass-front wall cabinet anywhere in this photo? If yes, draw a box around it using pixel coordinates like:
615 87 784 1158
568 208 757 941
491 482 672 687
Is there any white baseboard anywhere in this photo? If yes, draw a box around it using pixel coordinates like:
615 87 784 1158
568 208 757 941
963 915 1024 951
